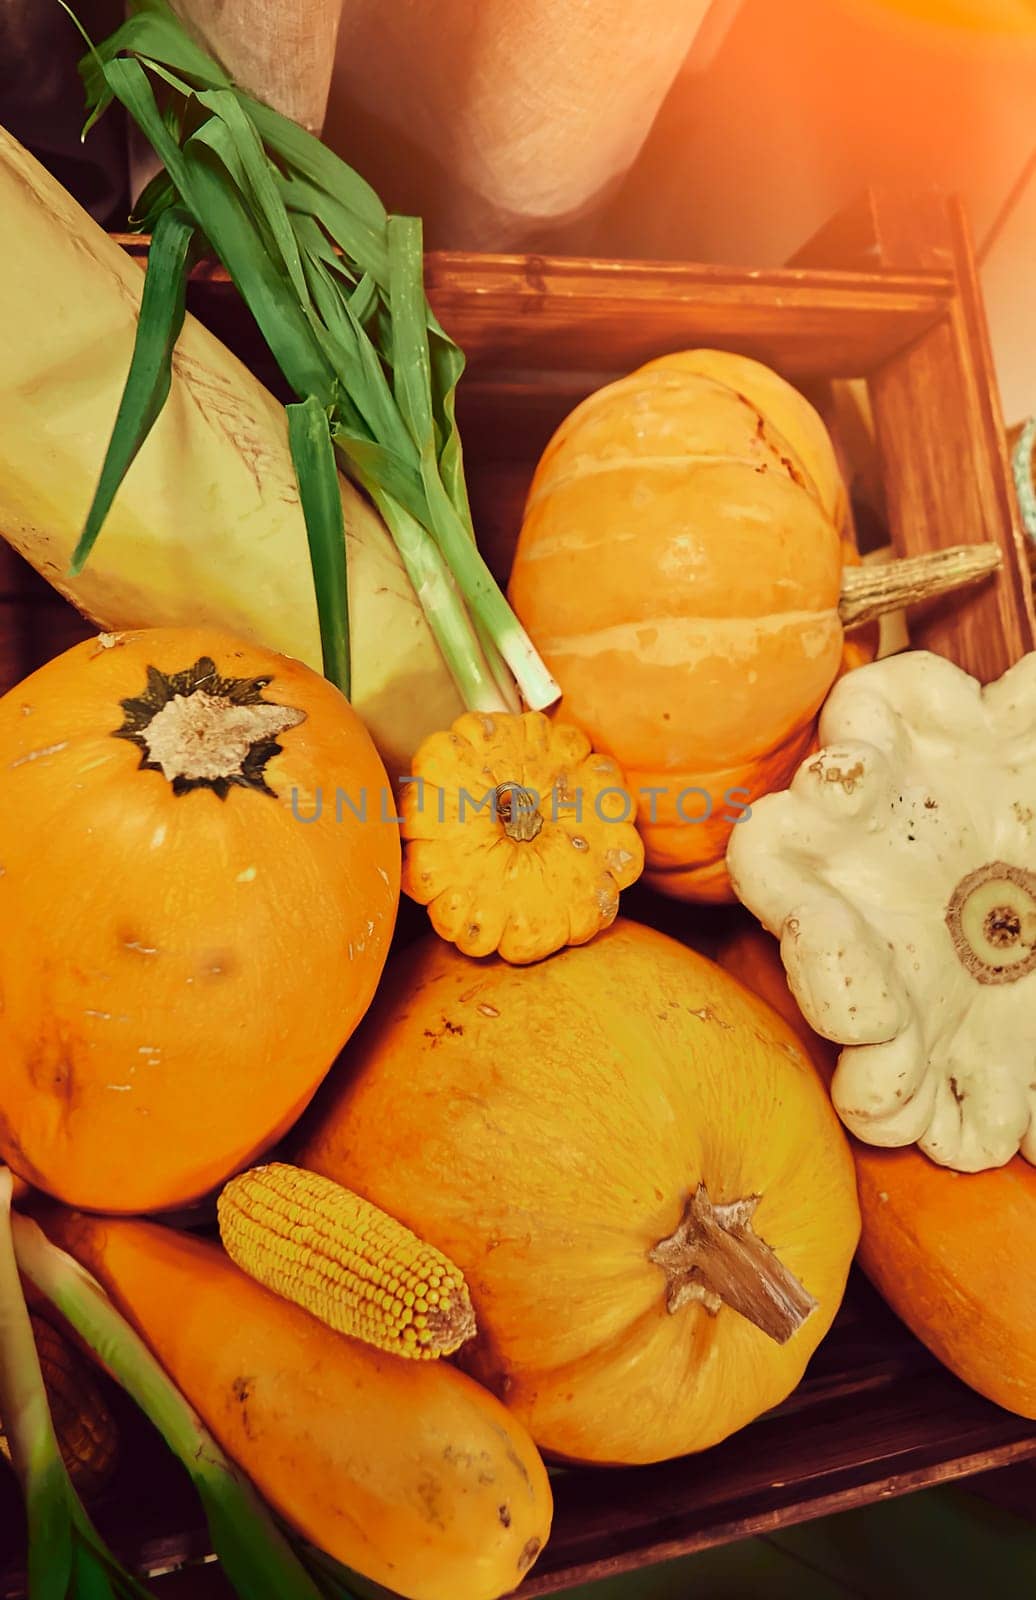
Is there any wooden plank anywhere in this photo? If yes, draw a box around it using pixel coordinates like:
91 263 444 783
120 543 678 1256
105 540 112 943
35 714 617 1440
795 191 1035 680
115 235 952 382
421 258 950 380
524 1373 1036 1595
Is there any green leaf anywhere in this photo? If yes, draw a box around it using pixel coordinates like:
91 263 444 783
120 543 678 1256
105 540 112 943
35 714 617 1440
181 139 337 406
331 430 428 528
291 215 408 457
278 175 390 290
25 1455 75 1600
98 55 335 406
193 89 312 308
244 99 387 236
387 216 436 453
428 317 474 531
288 398 351 699
69 205 196 576
100 56 198 201
74 0 558 712
348 274 378 326
129 167 180 233
385 218 480 554
80 0 233 107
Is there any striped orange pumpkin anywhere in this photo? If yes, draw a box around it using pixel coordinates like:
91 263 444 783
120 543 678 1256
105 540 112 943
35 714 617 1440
508 350 871 903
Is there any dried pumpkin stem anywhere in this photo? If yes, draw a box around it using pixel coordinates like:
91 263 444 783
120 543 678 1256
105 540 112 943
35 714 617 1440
113 656 306 798
838 542 1002 629
649 1185 816 1346
494 783 544 843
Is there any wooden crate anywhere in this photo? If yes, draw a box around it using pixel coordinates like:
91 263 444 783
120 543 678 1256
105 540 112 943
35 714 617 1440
1 189 1035 1596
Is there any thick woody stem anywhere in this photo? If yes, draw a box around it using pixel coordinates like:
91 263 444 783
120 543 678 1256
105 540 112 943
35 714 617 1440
649 1185 817 1346
945 860 1036 985
838 543 1002 629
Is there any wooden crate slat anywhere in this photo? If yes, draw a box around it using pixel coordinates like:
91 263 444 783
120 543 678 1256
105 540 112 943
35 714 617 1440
114 234 953 382
0 597 93 695
796 189 1035 680
525 1370 1036 1595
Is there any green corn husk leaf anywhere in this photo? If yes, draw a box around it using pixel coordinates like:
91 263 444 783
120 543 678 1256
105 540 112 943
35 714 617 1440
288 398 351 698
69 204 196 577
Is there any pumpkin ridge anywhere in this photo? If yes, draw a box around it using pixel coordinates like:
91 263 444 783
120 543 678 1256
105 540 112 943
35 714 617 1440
522 448 814 512
535 610 841 664
528 367 742 454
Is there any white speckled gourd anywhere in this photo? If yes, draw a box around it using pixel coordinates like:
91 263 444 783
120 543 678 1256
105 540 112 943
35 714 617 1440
727 649 1036 1173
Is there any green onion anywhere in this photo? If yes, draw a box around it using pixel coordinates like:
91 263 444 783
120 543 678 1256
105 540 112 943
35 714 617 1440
0 1170 156 1598
63 0 560 718
10 1203 349 1600
69 205 196 578
288 399 351 698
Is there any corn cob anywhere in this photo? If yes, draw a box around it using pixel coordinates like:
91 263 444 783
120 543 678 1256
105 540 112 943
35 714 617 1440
0 1312 118 1500
218 1164 477 1360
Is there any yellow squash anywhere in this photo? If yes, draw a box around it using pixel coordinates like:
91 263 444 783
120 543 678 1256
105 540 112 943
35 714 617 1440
401 709 644 962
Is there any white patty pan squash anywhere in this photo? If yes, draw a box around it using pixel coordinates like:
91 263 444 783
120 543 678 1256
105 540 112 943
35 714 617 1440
727 649 1036 1174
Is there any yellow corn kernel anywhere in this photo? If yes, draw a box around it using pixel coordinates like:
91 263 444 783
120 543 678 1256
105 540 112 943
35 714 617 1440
217 1163 477 1360
0 1313 118 1499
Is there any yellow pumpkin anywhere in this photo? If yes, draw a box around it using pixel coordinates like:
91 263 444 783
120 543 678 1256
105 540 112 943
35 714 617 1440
508 349 869 904
296 919 860 1465
0 627 399 1213
400 709 644 963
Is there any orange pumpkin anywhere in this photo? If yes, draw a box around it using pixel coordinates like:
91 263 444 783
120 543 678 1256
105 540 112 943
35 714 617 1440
508 349 872 904
0 627 399 1214
296 919 860 1465
715 921 1036 1420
